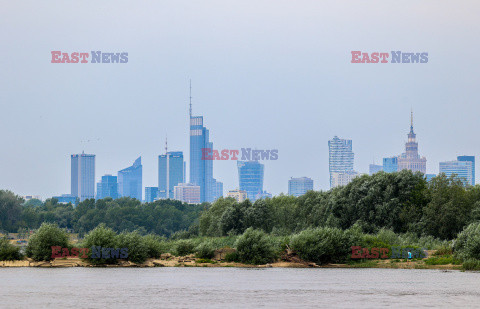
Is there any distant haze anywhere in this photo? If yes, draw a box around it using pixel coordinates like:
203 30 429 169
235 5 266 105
1 0 479 199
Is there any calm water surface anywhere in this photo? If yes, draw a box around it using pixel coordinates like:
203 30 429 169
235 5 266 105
1 268 479 308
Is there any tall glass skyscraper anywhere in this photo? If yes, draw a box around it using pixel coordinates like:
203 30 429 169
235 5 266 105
71 152 95 202
159 151 185 199
288 177 314 197
118 157 142 201
145 187 159 203
237 161 264 202
328 136 354 188
439 160 473 186
96 175 118 200
383 157 398 173
457 156 475 185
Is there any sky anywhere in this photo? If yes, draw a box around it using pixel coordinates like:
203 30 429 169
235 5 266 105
1 0 479 199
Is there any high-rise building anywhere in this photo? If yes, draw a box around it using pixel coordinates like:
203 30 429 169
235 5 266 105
397 112 426 173
53 194 78 205
237 161 264 202
174 183 201 204
439 160 473 186
457 156 475 185
425 174 436 182
331 171 359 188
328 136 355 188
288 177 314 197
145 187 159 203
212 179 223 201
71 152 95 202
369 164 383 175
383 157 398 173
118 157 142 201
226 189 247 202
159 150 185 199
255 191 272 200
96 175 118 200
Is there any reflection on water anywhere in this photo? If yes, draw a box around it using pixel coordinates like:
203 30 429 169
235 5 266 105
1 268 479 308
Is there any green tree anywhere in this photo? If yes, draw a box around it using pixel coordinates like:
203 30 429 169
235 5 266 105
25 223 70 261
235 228 276 264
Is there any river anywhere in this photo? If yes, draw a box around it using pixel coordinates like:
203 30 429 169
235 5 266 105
0 268 479 308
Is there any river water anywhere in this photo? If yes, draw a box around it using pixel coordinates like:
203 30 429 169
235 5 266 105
0 268 479 308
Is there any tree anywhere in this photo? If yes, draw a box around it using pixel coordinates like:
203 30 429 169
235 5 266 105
25 223 70 261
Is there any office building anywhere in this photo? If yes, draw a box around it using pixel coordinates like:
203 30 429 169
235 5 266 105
457 156 475 185
145 187 159 203
328 136 354 188
212 179 223 201
288 177 314 197
53 194 78 205
425 174 436 182
159 150 185 199
439 160 473 186
118 157 142 201
331 171 359 188
71 152 95 201
369 164 383 175
96 175 118 200
383 157 398 173
397 112 427 173
237 160 264 202
255 191 272 200
174 183 201 204
227 189 248 202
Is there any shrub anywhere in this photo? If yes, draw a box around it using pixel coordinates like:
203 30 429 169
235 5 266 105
433 245 453 256
143 234 168 258
195 241 216 259
0 237 23 260
25 223 69 261
175 239 196 256
234 228 276 265
116 231 149 264
454 222 480 260
462 259 480 271
290 227 358 264
81 224 118 264
224 251 239 262
424 256 461 265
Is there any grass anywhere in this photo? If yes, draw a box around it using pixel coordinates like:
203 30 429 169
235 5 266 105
424 255 461 266
195 258 216 264
347 260 379 268
462 259 480 271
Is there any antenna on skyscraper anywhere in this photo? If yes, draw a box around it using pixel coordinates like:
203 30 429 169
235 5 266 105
189 79 192 118
165 135 168 154
411 108 413 128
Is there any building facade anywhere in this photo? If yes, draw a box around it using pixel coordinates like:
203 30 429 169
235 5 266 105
96 175 118 200
237 160 264 202
331 171 359 188
383 157 398 173
288 177 314 197
145 187 159 203
328 136 354 188
71 152 95 201
439 160 473 186
397 114 426 173
226 189 247 202
369 164 383 175
457 156 475 185
118 157 142 201
174 183 201 204
159 151 185 199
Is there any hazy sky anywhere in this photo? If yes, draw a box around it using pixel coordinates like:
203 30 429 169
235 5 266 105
1 1 479 199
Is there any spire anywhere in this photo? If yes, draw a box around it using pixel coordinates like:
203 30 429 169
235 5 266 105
189 79 192 118
410 109 414 134
165 135 168 154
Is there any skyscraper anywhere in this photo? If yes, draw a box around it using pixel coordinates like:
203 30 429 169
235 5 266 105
71 152 95 201
457 156 475 185
288 177 314 197
383 157 398 173
328 136 354 188
159 149 185 199
96 175 118 200
397 112 426 173
212 178 223 201
174 183 201 204
331 171 359 188
237 160 264 202
439 160 473 186
118 157 142 201
189 83 217 203
145 187 159 203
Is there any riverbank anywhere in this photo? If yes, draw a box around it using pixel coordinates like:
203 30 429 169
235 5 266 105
0 252 463 270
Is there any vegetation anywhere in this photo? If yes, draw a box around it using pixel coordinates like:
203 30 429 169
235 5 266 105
234 228 277 264
25 223 69 261
0 237 23 260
